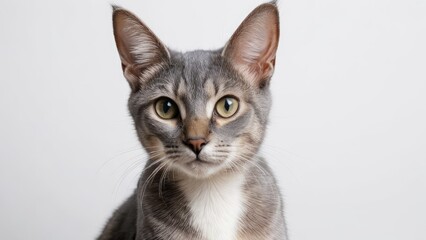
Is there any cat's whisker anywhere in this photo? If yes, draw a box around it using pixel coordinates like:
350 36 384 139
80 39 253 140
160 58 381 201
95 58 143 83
114 153 147 168
147 151 163 158
110 151 164 198
237 155 274 192
105 154 147 196
158 159 176 199
232 150 270 178
228 159 260 186
110 151 162 178
225 157 243 176
97 146 145 174
139 158 169 204
127 154 172 186
143 145 164 150
234 154 263 175
142 157 168 174
113 160 144 198
233 149 281 193
260 144 301 160
143 160 168 192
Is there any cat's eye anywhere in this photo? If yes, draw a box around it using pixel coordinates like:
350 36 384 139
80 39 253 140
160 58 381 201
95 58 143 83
215 96 239 118
155 98 179 119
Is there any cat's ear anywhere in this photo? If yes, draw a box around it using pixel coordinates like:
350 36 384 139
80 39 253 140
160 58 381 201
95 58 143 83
112 6 170 92
222 3 279 88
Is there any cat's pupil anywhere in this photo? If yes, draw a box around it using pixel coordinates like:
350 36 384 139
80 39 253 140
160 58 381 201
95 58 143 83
163 101 172 113
224 98 232 112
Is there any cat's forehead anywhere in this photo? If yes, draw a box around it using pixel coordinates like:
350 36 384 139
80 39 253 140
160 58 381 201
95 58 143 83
170 50 247 97
180 50 221 86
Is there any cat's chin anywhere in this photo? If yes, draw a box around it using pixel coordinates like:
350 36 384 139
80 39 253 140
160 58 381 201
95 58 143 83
174 158 224 179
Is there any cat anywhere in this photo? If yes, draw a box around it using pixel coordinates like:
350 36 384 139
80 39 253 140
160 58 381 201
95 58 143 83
98 2 287 240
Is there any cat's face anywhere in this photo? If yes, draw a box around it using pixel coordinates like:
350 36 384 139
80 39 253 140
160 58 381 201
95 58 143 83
127 50 271 178
112 4 279 178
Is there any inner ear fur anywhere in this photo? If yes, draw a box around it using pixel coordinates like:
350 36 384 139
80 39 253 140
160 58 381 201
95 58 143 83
222 3 280 87
112 6 170 92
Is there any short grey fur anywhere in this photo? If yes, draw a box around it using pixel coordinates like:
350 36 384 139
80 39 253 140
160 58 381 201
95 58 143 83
98 2 287 240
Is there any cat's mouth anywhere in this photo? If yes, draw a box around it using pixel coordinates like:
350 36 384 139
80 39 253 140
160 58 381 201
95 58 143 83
189 156 217 166
181 155 221 171
173 151 226 178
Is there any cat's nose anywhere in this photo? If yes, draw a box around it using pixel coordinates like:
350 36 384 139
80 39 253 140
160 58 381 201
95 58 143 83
185 138 207 155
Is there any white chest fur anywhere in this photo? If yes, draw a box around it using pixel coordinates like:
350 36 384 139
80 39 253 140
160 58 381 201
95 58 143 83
179 174 246 240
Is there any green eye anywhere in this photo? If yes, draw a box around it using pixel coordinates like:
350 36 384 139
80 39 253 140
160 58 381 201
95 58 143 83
215 96 239 118
155 98 179 119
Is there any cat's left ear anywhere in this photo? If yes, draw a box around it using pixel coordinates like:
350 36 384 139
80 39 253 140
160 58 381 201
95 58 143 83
222 2 280 88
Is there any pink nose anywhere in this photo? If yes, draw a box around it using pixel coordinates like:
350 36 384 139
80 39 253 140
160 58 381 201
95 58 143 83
185 138 206 154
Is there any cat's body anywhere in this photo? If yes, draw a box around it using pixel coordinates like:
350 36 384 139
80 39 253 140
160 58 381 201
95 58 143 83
98 2 287 240
99 157 285 240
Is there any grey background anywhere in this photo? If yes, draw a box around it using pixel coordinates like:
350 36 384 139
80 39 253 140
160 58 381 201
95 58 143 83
1 0 425 239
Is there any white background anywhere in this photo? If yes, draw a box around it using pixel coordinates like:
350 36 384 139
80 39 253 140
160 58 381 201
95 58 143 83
1 0 425 239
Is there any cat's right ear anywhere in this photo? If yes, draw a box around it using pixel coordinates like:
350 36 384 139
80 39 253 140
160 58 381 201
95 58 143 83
112 6 170 92
222 2 279 88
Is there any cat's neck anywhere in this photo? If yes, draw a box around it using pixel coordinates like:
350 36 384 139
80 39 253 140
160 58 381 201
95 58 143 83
178 172 246 240
140 158 266 240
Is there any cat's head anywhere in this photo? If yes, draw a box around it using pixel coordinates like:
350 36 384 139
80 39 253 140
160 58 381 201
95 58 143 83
112 3 279 179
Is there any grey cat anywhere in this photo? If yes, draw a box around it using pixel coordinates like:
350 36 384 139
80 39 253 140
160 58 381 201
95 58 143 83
98 2 287 240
